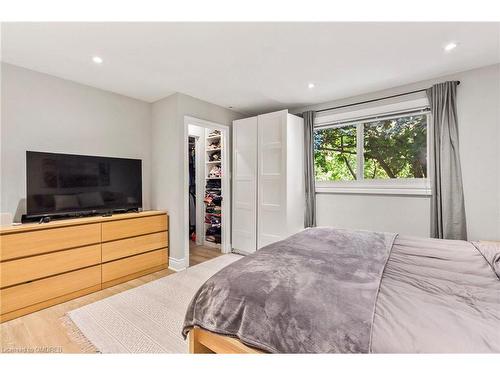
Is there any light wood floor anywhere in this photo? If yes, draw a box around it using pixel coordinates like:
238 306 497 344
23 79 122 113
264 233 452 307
0 246 221 353
189 241 223 266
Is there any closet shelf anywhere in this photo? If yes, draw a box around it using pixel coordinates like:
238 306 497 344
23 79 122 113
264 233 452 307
204 127 223 250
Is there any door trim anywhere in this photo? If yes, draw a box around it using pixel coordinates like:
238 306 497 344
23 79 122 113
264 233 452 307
183 116 232 268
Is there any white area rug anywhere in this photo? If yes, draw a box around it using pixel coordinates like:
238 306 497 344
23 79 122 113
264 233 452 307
66 254 242 353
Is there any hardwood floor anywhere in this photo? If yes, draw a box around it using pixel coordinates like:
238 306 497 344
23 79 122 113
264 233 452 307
189 241 222 266
1 246 221 354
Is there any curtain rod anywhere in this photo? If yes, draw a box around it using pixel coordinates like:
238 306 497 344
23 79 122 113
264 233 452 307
315 81 460 114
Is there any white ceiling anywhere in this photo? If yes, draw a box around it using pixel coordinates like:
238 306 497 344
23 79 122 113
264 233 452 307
2 22 499 114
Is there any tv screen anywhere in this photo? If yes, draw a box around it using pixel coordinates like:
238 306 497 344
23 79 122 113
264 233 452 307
26 151 142 218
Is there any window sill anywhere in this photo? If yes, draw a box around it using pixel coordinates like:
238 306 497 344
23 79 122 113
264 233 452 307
315 184 431 196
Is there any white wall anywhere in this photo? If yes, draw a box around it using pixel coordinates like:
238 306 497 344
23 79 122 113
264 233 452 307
0 63 153 221
316 194 430 237
293 64 500 241
0 63 241 267
151 93 241 265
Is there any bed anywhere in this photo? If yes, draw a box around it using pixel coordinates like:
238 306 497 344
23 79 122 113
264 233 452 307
182 228 500 353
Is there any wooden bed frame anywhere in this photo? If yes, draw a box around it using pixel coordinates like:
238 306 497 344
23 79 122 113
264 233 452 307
188 327 264 353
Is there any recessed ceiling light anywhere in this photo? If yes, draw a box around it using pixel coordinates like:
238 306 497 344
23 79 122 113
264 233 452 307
308 83 315 89
444 42 457 52
92 56 103 64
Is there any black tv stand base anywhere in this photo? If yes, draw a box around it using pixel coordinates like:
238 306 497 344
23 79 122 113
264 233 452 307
21 208 142 224
39 216 52 224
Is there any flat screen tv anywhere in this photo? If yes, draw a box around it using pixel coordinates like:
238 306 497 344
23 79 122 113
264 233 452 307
26 151 142 220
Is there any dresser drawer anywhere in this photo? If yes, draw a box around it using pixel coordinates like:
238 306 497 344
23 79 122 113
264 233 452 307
101 215 166 242
101 214 168 242
102 249 167 283
102 231 168 262
0 223 101 261
1 244 101 288
0 265 101 314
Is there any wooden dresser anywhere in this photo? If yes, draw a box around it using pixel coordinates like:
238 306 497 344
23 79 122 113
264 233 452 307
0 211 168 322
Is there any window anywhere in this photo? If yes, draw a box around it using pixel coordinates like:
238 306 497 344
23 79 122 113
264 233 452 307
314 110 430 195
314 125 357 181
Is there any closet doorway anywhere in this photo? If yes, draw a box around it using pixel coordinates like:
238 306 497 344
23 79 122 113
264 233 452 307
183 116 231 268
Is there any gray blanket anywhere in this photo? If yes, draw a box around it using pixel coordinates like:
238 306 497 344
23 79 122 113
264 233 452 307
183 228 500 353
183 228 397 353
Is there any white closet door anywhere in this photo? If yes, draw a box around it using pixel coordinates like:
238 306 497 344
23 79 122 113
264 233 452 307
232 117 258 253
257 110 287 249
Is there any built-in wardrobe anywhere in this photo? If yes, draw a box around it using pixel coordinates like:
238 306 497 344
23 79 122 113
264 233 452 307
232 109 305 253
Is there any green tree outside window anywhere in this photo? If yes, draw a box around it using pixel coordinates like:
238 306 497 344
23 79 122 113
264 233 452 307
314 114 427 181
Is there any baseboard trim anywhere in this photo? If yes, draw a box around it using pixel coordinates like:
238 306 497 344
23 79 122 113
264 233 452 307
168 256 186 272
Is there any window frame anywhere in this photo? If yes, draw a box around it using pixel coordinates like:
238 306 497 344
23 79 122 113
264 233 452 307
314 106 432 196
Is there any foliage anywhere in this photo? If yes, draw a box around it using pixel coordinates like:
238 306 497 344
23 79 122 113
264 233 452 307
314 115 427 181
314 126 357 181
